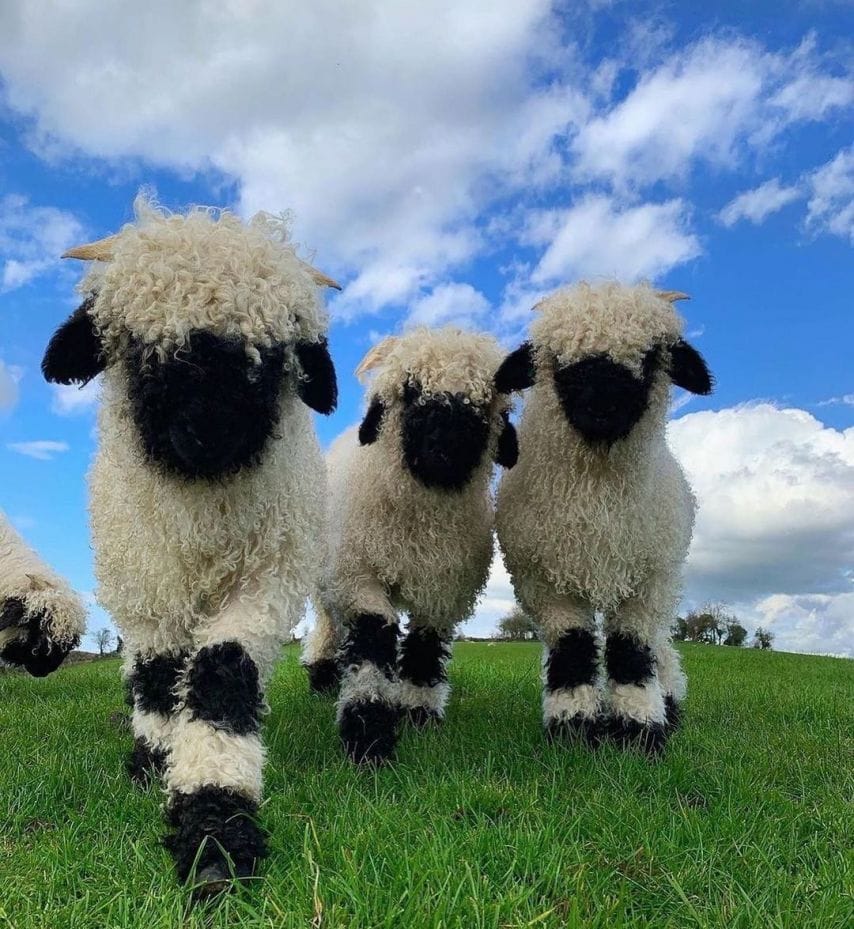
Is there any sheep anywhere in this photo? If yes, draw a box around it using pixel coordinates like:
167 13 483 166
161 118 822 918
495 282 713 755
40 197 339 896
301 328 522 764
0 511 86 675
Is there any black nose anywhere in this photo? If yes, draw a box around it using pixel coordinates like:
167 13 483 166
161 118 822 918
554 354 653 445
402 394 489 490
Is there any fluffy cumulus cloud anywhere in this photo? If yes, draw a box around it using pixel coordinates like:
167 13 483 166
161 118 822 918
1 4 850 319
0 360 20 411
718 178 803 227
0 195 84 292
405 282 490 329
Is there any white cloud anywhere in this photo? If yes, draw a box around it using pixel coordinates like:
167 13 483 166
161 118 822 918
405 282 490 329
0 361 20 411
740 592 854 657
6 440 70 460
571 35 853 191
817 394 854 408
529 195 701 285
50 377 102 416
805 145 854 243
718 178 803 227
668 404 854 602
0 194 84 292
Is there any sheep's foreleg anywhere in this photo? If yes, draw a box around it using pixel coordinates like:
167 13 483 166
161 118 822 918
125 646 188 787
336 585 400 764
301 596 342 694
603 572 679 755
397 622 452 727
538 595 602 745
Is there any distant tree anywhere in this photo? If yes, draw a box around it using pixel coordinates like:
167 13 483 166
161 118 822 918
752 627 774 650
672 617 689 641
723 622 747 647
684 610 720 644
498 608 538 641
94 628 114 657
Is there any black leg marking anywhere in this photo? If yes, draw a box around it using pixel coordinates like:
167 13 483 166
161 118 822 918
164 787 268 894
545 715 603 748
339 613 400 764
606 716 667 757
131 651 187 714
306 658 341 694
126 737 167 787
0 601 77 678
664 694 682 734
398 626 451 727
605 632 655 685
545 628 598 690
185 642 262 736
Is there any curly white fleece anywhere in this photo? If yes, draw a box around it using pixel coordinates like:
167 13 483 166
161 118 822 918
0 511 86 650
496 282 694 673
312 329 510 649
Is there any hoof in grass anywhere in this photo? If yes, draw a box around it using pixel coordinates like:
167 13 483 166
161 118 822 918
664 695 682 734
545 714 603 748
306 658 341 695
126 738 166 788
190 864 233 902
339 700 399 765
606 715 667 757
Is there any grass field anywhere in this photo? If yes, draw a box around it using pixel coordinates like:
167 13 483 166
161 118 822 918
0 642 851 928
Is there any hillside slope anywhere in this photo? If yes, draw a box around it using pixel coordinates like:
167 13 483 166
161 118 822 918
0 643 850 928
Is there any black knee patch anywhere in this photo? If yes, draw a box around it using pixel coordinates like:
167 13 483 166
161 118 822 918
545 629 598 691
306 658 341 694
341 613 399 676
131 651 187 715
339 700 400 765
186 642 262 735
164 786 268 885
127 737 167 787
399 626 450 687
0 604 77 678
605 632 655 685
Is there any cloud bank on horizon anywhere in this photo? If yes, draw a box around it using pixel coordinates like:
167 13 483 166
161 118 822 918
0 1 851 655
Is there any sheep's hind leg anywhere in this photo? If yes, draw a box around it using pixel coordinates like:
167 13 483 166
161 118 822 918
125 647 187 788
655 639 686 735
398 622 452 727
301 597 342 695
539 596 602 747
337 612 401 764
163 640 268 897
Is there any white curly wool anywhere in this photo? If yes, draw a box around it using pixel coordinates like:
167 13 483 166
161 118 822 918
0 511 86 650
497 282 695 721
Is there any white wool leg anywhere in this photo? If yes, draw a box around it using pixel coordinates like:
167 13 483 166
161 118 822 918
300 597 340 667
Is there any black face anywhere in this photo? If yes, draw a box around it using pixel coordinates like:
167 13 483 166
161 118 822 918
553 349 658 446
125 330 287 479
400 382 490 490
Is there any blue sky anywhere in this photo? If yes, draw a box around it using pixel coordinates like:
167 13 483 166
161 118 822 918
0 1 852 654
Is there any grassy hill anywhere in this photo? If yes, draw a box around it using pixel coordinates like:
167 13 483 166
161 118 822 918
0 642 850 928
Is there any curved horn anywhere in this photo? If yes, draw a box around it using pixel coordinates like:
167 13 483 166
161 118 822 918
354 336 399 382
299 260 342 291
61 233 122 261
657 290 690 303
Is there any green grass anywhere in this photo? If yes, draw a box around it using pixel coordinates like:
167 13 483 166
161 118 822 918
0 643 851 928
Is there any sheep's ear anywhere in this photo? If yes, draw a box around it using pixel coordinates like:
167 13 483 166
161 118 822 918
669 339 713 395
495 342 535 393
358 397 385 445
295 338 338 414
41 298 104 385
495 411 519 469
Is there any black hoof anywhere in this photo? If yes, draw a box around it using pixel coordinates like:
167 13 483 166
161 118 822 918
664 695 682 734
404 705 442 728
339 700 399 765
545 714 603 748
606 715 668 757
190 863 233 902
164 787 267 887
306 659 341 695
126 738 166 787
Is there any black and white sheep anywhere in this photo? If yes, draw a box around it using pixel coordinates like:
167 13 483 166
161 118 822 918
302 328 520 764
41 197 338 895
495 282 713 755
1 511 85 675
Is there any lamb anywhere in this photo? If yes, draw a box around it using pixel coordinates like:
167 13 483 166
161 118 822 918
41 197 339 896
495 282 713 755
301 328 521 764
1 511 86 675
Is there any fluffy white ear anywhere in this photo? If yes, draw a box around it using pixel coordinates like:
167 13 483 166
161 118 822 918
354 336 400 383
